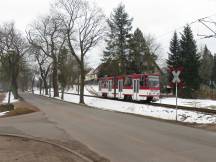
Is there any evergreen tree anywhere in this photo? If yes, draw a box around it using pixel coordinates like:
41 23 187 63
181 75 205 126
128 28 148 73
167 31 181 68
103 4 133 75
180 25 200 98
211 54 216 87
128 28 157 74
199 45 214 85
58 47 74 100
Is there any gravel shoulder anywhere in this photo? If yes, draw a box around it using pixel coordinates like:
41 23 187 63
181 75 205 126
0 135 87 162
0 93 110 162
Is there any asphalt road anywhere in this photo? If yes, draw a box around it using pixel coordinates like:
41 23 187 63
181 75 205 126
22 93 216 162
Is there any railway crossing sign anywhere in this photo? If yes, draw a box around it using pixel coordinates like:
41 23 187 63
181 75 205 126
172 70 181 83
169 67 184 87
169 67 183 121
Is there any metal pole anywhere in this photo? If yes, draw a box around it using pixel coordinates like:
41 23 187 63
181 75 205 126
175 82 178 121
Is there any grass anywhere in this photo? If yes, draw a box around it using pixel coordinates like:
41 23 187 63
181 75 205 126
0 104 14 112
0 93 39 117
2 101 39 117
5 107 35 116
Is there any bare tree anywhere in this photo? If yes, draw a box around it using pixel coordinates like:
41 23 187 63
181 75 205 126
145 34 162 61
18 58 35 92
27 14 66 97
0 22 28 99
54 0 106 104
29 47 51 95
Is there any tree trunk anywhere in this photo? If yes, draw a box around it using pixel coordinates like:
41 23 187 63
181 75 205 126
61 87 65 100
77 78 80 95
49 75 51 97
79 62 85 104
8 91 11 104
42 78 49 95
32 76 35 95
41 76 49 95
39 78 42 95
11 75 19 99
9 60 20 99
52 61 59 97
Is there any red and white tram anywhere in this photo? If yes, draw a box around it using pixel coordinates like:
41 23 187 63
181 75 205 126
98 74 160 102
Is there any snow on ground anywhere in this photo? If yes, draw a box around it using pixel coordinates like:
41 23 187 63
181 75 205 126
66 85 216 109
33 89 216 124
64 85 98 96
157 97 216 109
84 85 98 96
0 111 9 117
37 85 98 96
2 92 19 104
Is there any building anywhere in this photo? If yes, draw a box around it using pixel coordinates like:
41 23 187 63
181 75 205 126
139 54 162 74
85 65 102 83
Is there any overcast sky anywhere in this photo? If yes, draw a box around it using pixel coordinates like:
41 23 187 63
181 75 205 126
0 0 216 67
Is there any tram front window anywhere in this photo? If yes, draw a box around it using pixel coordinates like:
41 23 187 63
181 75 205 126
148 76 159 88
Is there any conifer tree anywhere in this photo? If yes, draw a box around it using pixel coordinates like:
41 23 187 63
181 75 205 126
58 47 74 100
199 45 213 85
167 31 181 68
211 54 216 86
103 4 133 75
128 28 148 73
180 25 200 98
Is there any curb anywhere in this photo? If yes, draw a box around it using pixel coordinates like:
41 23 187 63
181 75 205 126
0 133 93 162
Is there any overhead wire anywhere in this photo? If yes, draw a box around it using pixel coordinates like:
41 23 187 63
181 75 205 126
156 12 216 41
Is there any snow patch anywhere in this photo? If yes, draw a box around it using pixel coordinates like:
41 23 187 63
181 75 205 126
157 97 216 109
2 92 19 104
0 111 9 117
33 90 216 124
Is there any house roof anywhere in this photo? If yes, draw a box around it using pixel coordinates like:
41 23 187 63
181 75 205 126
87 64 102 75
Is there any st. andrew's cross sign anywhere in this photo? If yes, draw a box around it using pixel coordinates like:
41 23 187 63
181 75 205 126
169 67 183 121
172 70 181 83
169 67 184 88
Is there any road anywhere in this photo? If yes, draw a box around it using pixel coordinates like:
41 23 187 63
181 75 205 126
22 93 216 162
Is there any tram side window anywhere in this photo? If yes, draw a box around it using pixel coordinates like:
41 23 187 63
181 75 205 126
124 77 132 86
102 81 107 89
105 81 108 88
140 76 145 86
108 80 112 91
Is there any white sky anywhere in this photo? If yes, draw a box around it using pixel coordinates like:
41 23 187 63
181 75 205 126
0 0 216 67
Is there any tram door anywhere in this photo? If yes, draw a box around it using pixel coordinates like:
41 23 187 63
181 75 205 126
118 80 123 99
133 79 140 100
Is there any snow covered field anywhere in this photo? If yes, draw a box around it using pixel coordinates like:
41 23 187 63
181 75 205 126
33 89 216 124
2 92 19 104
0 92 18 117
38 85 98 96
0 111 9 117
157 97 216 109
64 85 98 96
84 85 216 109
